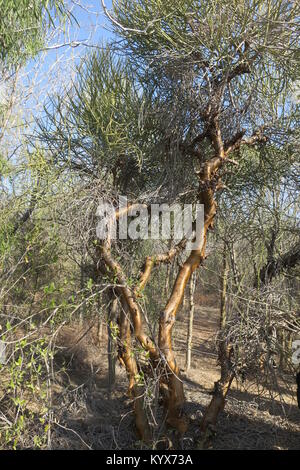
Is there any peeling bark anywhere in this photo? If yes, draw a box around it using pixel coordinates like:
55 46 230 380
138 238 188 292
98 119 267 439
118 298 137 395
101 240 158 360
157 118 229 431
118 296 152 442
99 240 155 440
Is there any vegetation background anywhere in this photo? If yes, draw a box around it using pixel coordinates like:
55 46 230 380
0 0 299 450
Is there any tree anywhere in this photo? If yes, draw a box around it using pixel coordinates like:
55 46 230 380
102 0 299 437
35 0 299 443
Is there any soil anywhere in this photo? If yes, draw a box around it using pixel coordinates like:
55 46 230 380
48 295 300 450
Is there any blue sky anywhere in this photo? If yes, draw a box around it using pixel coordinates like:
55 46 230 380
22 1 115 125
0 1 116 183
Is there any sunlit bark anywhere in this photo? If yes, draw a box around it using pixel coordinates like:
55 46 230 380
157 118 226 430
99 118 267 439
118 296 152 441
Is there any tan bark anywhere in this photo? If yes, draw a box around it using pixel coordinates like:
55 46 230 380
98 120 267 439
158 209 208 431
118 298 137 394
157 122 226 431
138 238 187 293
100 235 190 439
99 240 154 440
101 240 158 360
220 248 229 330
158 118 267 433
118 296 152 442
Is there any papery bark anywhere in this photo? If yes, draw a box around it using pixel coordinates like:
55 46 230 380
118 296 152 442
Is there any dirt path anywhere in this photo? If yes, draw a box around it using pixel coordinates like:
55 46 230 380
175 304 300 449
50 303 300 450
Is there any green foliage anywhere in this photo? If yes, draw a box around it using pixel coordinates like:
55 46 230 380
0 154 12 176
0 337 51 449
0 0 69 68
0 0 298 450
112 0 299 70
223 143 298 198
111 0 299 141
36 46 172 193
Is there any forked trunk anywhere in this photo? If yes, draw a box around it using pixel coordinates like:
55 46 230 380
158 152 221 431
100 118 245 439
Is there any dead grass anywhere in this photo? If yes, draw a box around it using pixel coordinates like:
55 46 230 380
2 300 299 450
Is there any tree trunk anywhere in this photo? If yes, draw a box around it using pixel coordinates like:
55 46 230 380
99 117 246 438
186 272 196 372
229 242 239 290
200 343 234 433
159 235 207 433
158 136 224 432
220 248 229 330
118 296 152 442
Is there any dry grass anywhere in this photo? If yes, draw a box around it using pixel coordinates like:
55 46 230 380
2 299 299 450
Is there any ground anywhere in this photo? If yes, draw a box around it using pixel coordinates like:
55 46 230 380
48 295 300 450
